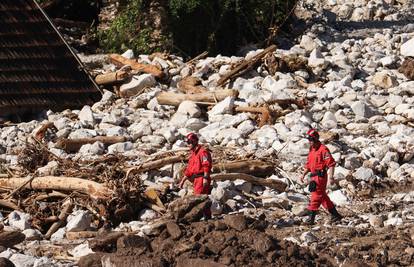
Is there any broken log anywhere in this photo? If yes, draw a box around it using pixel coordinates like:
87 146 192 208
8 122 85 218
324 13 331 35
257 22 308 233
0 231 25 247
156 89 238 107
95 70 130 85
0 177 112 200
177 76 208 94
211 173 287 192
55 136 127 153
45 200 73 240
235 106 271 127
125 154 187 177
0 199 20 210
217 45 277 86
66 231 98 240
109 54 165 79
212 160 274 177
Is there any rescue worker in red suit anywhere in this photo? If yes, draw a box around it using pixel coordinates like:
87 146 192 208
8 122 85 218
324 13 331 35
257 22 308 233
300 129 342 225
179 132 212 218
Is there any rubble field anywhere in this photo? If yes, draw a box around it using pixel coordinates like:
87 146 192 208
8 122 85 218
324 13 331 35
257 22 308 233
1 0 414 266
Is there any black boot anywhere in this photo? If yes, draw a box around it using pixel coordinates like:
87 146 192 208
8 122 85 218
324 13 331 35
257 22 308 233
305 210 316 225
329 206 343 223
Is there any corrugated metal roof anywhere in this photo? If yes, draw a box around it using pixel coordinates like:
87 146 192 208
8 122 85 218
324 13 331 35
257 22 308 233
0 0 100 115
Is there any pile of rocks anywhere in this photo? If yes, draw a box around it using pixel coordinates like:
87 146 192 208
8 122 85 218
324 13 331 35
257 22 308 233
1 0 414 265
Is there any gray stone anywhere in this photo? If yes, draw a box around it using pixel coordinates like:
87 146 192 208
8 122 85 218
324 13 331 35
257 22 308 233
384 217 403 227
22 229 42 241
69 243 94 259
328 190 349 206
233 179 252 193
33 257 55 267
300 231 318 243
119 74 156 97
9 254 36 267
79 141 105 155
185 118 207 131
351 101 374 118
177 101 201 118
237 120 255 137
36 161 59 176
121 49 134 59
128 121 152 140
78 106 95 127
68 129 97 139
208 97 235 116
107 142 133 154
369 215 384 228
139 209 158 221
401 38 414 57
291 205 308 216
66 210 91 232
50 227 66 242
354 167 375 181
8 211 31 231
308 48 328 68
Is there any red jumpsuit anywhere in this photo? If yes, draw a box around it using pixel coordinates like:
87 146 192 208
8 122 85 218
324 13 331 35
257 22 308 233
305 143 336 211
184 145 212 195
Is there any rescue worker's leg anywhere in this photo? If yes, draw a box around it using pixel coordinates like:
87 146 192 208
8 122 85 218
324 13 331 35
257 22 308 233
306 191 322 225
321 190 342 222
193 177 211 219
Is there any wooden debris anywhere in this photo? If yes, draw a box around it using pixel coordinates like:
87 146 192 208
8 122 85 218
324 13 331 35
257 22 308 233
0 231 25 247
217 45 277 86
66 231 98 240
235 105 271 127
0 199 20 211
399 57 414 80
177 76 208 94
212 160 274 177
45 200 73 240
211 173 287 192
109 54 165 79
34 191 68 202
0 176 113 200
55 136 127 153
144 188 165 210
95 70 130 85
156 89 238 107
34 122 55 141
125 154 187 177
186 51 208 65
268 98 308 109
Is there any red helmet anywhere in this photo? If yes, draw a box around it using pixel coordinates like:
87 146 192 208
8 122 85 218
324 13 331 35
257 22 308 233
306 129 319 141
185 132 199 144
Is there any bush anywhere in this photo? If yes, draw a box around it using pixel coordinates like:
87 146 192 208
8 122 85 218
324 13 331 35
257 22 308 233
98 0 297 56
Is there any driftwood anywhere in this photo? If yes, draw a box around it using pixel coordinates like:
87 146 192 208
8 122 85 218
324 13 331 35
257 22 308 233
212 160 274 177
0 199 20 210
125 154 187 177
89 232 125 252
217 45 277 86
66 231 98 240
211 173 287 192
55 136 127 153
109 54 165 79
0 231 25 247
45 201 73 240
95 71 130 85
156 89 238 107
235 106 271 127
177 76 208 94
0 177 112 200
34 122 55 141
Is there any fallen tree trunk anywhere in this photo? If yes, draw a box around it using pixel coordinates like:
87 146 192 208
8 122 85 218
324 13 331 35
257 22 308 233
212 160 274 177
177 76 208 94
95 71 130 85
109 54 165 79
55 136 127 153
211 173 287 192
0 177 112 200
217 45 277 86
0 231 25 247
156 89 238 107
125 154 187 177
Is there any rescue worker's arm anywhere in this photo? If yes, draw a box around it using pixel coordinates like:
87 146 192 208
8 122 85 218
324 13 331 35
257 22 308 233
327 166 335 185
300 169 310 183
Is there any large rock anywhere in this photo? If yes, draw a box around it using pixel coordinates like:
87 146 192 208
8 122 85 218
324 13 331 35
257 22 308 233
22 229 42 241
354 167 375 181
372 71 398 89
328 190 349 206
119 74 157 97
208 97 235 116
177 101 201 118
8 211 31 231
66 210 91 232
9 254 36 267
351 101 374 118
78 106 95 127
308 48 328 68
107 142 133 154
401 38 414 57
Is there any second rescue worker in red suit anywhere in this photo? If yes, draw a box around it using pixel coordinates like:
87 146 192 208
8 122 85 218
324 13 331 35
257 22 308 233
179 132 212 218
300 129 342 225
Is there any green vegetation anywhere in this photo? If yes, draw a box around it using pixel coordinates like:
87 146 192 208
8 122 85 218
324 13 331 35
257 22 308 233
99 0 297 56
